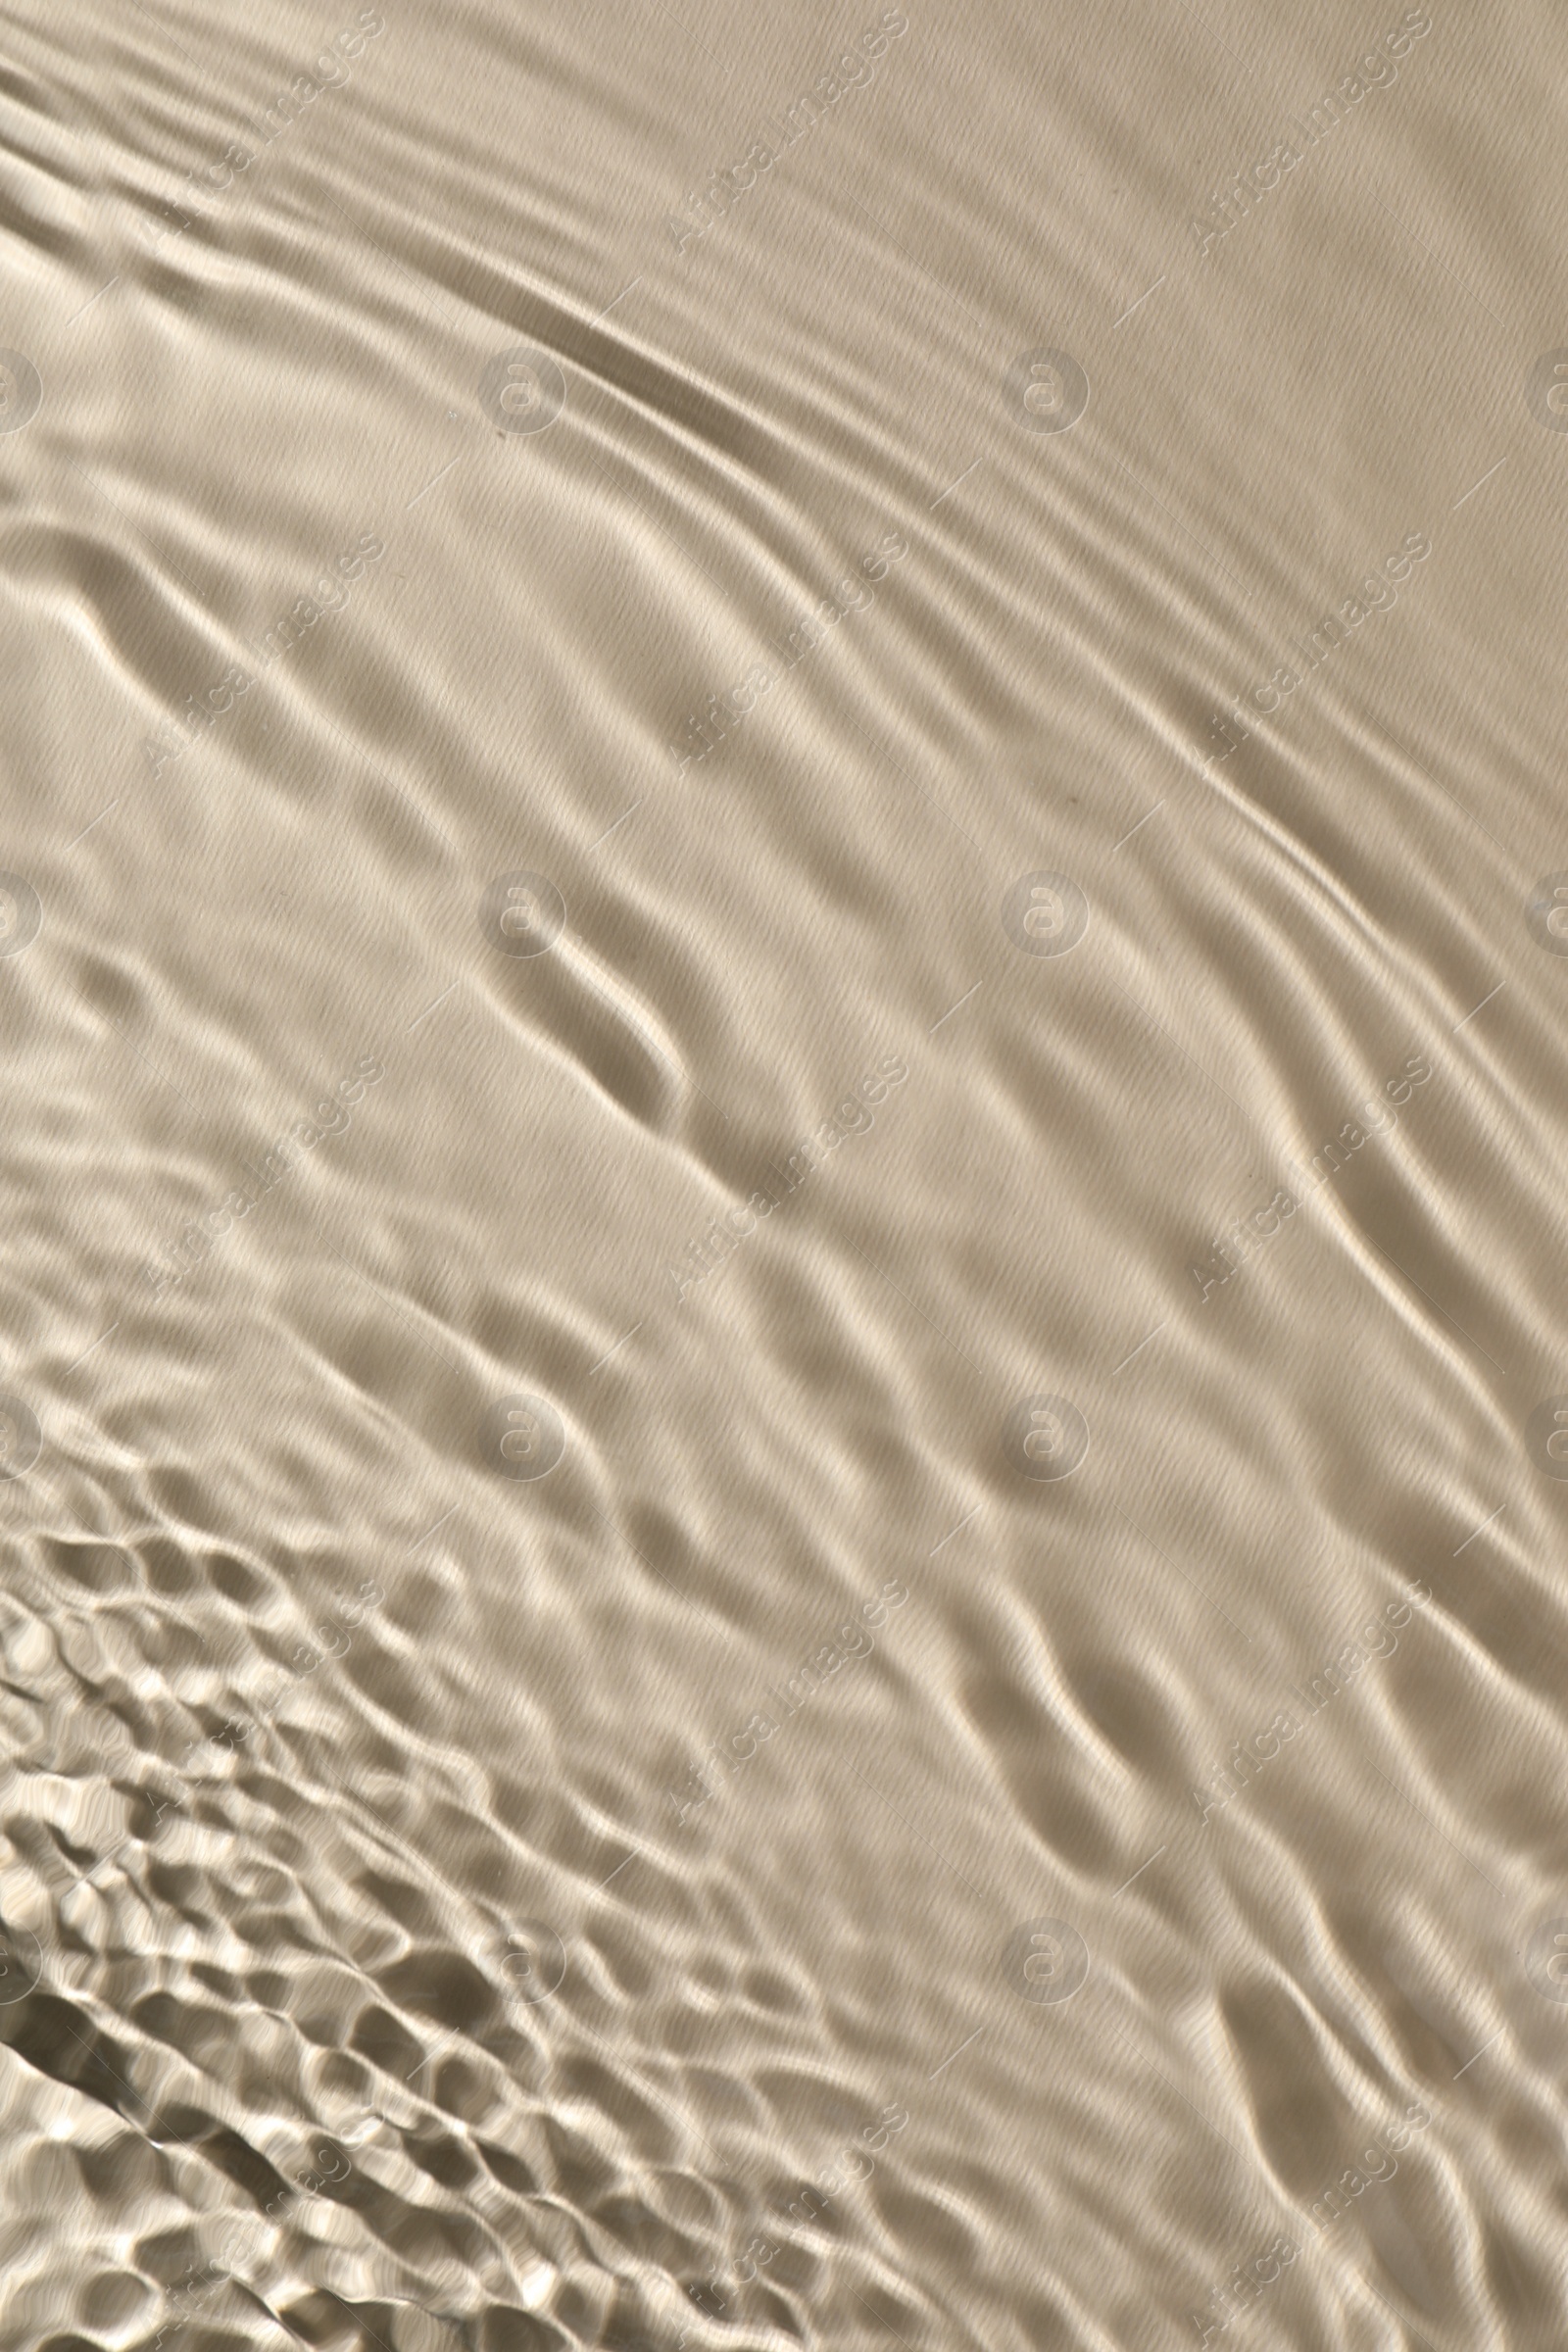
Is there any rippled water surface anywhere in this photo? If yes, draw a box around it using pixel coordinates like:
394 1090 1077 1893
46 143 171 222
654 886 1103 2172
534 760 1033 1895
2 2 1567 2347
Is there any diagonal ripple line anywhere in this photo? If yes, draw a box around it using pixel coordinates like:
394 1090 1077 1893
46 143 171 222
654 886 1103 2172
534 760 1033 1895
1112 800 1164 850
930 1503 982 1554
929 982 981 1033
1112 1846 1165 1895
1451 457 1505 510
930 458 982 508
1452 981 1504 1032
1111 1320 1166 1374
1111 274 1165 327
1452 2027 1505 2079
1451 1504 1503 1556
927 2025 985 2077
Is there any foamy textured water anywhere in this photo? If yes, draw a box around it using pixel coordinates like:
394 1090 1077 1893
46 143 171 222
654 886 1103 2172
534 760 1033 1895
1 1 1567 2347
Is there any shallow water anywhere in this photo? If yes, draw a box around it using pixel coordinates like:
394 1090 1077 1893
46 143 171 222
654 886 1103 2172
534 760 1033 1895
1 2 1566 2347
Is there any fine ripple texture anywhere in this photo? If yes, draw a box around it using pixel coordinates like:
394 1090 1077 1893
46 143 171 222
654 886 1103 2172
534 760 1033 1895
0 4 1564 2351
